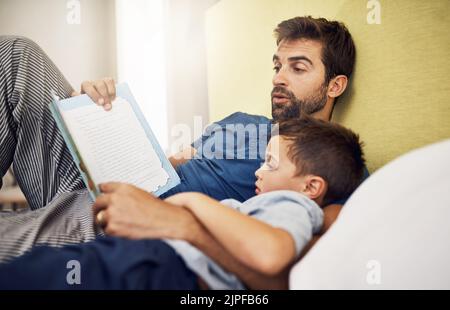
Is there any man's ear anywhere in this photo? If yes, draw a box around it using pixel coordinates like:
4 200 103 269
327 75 348 99
303 175 327 201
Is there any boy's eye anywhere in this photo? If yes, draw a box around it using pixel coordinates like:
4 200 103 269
260 161 276 171
260 162 270 170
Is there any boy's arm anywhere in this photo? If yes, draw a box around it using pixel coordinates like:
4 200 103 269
189 220 290 289
166 192 297 276
94 183 289 289
196 204 341 289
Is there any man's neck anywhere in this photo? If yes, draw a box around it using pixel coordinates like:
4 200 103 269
311 98 334 122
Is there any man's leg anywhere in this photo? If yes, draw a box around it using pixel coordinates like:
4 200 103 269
0 190 100 263
0 237 199 290
0 36 85 210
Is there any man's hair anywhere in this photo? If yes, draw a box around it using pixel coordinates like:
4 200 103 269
274 117 365 206
274 16 356 83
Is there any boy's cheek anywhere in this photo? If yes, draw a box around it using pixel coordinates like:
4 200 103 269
259 180 273 194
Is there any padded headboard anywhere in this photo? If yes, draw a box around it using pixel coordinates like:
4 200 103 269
205 0 450 172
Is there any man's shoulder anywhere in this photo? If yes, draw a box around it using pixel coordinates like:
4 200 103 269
214 112 271 126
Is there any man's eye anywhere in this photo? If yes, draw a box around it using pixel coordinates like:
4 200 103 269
273 66 280 73
294 67 305 72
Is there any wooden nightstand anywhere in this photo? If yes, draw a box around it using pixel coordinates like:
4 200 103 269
0 186 28 211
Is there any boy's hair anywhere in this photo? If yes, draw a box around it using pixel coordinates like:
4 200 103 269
274 16 356 84
274 117 365 206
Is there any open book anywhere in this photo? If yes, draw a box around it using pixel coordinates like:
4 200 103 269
49 83 180 200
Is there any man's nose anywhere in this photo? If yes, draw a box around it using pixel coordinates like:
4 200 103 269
272 69 288 87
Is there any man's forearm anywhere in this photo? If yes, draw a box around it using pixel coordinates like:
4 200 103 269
188 222 289 290
168 146 197 168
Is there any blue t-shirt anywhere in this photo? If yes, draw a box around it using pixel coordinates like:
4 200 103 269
161 112 368 204
161 112 271 202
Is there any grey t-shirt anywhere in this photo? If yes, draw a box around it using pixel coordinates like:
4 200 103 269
164 190 323 289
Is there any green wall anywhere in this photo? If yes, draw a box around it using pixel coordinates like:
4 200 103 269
205 0 450 172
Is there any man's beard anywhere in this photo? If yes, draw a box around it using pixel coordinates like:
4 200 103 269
271 84 328 121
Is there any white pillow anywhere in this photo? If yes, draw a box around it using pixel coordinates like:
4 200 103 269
290 139 450 289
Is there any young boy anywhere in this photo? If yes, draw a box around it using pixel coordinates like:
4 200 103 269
0 117 365 290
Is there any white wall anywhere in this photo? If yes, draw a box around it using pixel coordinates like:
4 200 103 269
114 0 217 152
115 0 169 150
0 0 117 89
165 0 218 150
0 0 213 153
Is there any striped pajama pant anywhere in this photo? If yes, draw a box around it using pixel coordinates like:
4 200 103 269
0 36 100 262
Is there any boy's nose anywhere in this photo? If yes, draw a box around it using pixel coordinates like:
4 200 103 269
255 167 262 179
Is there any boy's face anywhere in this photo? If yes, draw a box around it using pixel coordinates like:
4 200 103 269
255 135 309 195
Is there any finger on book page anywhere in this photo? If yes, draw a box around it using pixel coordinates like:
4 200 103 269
94 80 111 107
81 81 102 105
99 182 122 193
104 77 116 101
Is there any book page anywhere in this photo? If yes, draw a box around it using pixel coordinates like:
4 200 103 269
61 97 170 193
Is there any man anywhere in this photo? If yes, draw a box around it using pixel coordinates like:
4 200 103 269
0 16 358 288
80 17 354 204
1 117 366 290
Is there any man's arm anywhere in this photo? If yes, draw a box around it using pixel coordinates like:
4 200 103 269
93 183 343 289
168 146 197 168
92 183 289 289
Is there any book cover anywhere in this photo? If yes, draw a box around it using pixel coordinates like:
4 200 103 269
49 83 180 200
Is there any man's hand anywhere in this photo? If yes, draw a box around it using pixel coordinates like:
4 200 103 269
93 183 291 289
92 182 199 241
168 147 197 168
72 77 116 111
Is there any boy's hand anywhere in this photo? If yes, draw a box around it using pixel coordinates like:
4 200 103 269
72 77 116 111
93 182 200 241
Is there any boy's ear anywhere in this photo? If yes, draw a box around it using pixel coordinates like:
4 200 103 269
303 175 327 201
